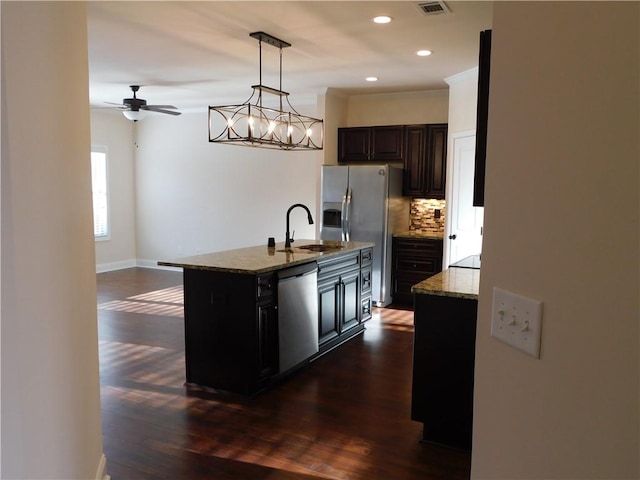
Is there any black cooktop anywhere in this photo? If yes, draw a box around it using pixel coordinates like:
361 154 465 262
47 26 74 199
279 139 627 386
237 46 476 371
450 254 481 269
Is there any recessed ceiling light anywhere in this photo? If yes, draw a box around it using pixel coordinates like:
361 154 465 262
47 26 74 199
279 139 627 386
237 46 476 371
417 50 433 57
373 16 392 24
366 77 378 82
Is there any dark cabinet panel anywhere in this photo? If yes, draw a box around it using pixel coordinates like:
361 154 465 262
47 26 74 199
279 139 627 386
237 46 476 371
338 127 371 162
183 269 271 395
340 269 360 334
372 126 405 161
426 124 447 198
257 301 278 380
412 293 477 451
318 278 340 345
403 125 428 196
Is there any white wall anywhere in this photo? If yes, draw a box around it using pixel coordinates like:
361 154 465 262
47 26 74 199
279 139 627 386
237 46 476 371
1 2 106 479
346 89 449 126
472 2 639 479
444 68 478 135
134 110 321 264
91 111 137 271
320 88 349 165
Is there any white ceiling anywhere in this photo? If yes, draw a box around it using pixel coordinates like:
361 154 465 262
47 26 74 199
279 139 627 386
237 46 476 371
87 1 493 113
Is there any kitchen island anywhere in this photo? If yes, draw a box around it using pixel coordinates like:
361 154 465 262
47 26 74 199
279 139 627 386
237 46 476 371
160 240 374 395
411 259 479 451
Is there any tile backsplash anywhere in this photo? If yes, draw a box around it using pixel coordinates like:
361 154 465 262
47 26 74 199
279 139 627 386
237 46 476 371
409 199 446 235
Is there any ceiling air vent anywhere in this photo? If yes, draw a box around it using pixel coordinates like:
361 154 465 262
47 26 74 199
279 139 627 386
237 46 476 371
417 1 451 15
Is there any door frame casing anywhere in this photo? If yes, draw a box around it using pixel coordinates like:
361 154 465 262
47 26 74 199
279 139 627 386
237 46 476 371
444 129 479 269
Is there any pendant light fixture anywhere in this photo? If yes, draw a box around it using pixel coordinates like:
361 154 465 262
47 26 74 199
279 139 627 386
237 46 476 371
208 31 324 151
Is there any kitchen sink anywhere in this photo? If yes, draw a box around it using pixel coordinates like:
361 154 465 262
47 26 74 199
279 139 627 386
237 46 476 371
277 244 345 254
297 244 344 252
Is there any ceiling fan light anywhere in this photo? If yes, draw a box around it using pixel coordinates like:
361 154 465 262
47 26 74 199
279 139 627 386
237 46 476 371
123 110 147 122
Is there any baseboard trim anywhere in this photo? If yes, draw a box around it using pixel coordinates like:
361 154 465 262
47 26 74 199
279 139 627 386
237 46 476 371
96 259 136 273
96 259 183 273
95 453 110 480
136 259 182 271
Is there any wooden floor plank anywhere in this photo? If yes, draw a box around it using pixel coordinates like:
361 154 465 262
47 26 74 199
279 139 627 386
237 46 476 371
98 267 470 479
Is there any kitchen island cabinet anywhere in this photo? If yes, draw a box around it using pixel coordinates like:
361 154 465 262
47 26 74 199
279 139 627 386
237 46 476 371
159 240 373 396
317 248 373 350
411 266 479 451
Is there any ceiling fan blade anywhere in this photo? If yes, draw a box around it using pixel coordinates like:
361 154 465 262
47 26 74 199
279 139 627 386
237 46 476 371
144 106 182 116
143 105 178 110
104 101 127 107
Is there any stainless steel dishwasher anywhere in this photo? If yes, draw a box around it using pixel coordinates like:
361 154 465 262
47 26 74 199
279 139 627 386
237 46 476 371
277 262 319 373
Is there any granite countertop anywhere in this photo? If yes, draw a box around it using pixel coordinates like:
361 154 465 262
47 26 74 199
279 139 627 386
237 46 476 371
412 267 480 300
158 240 374 275
394 231 444 240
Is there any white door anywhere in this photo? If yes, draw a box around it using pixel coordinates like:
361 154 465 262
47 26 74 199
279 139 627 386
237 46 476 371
446 133 484 267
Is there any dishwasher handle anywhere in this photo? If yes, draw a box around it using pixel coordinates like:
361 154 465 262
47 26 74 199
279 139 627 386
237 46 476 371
277 262 318 280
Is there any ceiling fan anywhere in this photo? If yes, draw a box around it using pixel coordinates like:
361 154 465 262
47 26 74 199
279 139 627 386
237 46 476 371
107 85 181 121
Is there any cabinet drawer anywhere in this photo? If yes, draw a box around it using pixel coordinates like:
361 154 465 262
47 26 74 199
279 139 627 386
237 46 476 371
317 252 360 279
394 238 443 255
361 248 373 266
361 267 372 294
256 273 276 299
394 256 440 275
361 296 372 322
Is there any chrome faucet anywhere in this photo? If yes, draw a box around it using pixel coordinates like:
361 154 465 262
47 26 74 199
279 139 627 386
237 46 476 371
285 203 314 248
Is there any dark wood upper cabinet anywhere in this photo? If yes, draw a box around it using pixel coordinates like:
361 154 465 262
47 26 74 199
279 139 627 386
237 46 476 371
403 123 448 199
339 123 448 200
338 127 371 162
473 29 492 207
338 125 404 163
426 124 447 198
372 125 405 161
403 125 429 196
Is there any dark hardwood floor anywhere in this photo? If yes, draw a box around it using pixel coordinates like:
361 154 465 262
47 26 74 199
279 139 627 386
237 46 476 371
97 267 470 479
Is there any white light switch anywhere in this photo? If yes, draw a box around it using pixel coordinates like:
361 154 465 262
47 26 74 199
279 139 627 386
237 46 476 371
491 287 543 358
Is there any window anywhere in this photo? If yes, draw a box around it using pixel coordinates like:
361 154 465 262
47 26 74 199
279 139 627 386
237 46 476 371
91 147 109 239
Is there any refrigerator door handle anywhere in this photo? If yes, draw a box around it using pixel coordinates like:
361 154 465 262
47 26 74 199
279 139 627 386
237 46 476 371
340 190 348 241
345 188 352 241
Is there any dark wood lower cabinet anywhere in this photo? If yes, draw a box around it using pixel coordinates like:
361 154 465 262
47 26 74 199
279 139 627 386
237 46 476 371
411 293 478 451
392 237 443 306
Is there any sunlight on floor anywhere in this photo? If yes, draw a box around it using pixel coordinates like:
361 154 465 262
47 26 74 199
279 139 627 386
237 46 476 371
98 285 184 317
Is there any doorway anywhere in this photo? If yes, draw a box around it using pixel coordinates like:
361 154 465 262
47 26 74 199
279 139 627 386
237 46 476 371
445 132 484 268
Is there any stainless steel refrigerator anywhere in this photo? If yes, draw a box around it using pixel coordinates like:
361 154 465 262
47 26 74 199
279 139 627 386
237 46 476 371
320 165 409 307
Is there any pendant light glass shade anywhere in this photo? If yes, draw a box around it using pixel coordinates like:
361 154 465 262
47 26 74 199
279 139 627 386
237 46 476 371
208 32 324 151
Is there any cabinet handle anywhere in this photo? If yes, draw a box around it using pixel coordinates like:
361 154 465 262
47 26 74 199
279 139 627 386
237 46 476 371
449 234 457 240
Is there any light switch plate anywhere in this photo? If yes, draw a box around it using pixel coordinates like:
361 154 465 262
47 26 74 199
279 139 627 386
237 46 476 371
491 287 543 358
